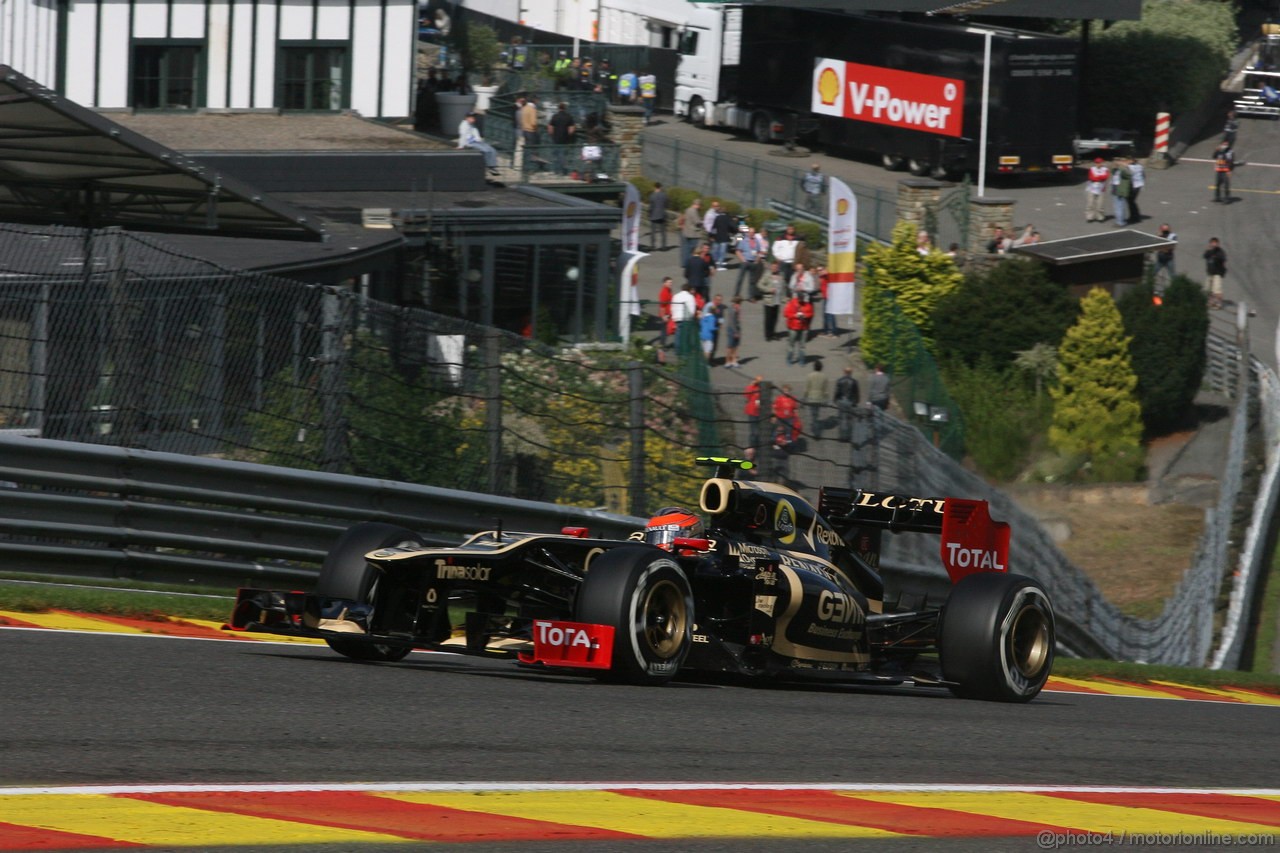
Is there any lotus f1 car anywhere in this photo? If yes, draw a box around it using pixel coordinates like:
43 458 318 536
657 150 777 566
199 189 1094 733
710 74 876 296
229 458 1055 702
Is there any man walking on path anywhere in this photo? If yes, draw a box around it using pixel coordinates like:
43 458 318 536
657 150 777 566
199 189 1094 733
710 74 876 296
834 366 860 442
679 199 702 267
1110 157 1132 226
1127 157 1145 223
647 183 668 251
801 164 826 213
1154 224 1177 290
868 364 891 411
784 291 814 365
803 360 830 438
685 242 714 302
761 261 784 342
1204 237 1227 310
734 226 767 298
1213 141 1234 203
1085 157 1109 222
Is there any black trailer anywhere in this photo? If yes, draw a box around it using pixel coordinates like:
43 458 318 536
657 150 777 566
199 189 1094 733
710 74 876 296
716 8 1079 178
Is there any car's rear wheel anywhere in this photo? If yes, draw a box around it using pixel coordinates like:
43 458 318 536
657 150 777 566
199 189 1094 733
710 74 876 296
575 546 693 685
751 111 773 143
315 522 424 662
688 96 708 127
939 572 1054 702
908 157 932 176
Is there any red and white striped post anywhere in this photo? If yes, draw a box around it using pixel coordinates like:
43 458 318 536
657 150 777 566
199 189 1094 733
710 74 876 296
1154 112 1171 159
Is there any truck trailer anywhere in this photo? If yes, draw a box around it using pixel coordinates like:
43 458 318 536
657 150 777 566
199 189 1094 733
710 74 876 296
676 6 1079 179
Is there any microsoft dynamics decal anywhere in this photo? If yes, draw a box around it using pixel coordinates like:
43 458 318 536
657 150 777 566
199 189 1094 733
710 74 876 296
812 59 964 137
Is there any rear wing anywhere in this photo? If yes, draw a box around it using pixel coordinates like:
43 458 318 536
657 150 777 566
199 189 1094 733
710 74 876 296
819 487 1010 584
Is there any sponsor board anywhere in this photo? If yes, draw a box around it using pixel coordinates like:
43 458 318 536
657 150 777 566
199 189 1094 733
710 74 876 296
519 619 614 670
813 59 964 137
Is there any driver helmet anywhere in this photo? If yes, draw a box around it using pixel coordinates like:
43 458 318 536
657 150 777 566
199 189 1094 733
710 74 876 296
644 506 704 549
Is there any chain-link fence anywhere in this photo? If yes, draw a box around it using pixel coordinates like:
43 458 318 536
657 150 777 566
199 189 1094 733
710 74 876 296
642 133 898 244
0 220 1269 665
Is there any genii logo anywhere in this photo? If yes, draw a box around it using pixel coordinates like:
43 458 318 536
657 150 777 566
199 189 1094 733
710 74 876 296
774 499 797 545
812 59 964 138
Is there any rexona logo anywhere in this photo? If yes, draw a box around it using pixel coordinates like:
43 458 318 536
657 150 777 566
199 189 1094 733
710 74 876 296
812 59 964 138
434 559 492 581
774 499 797 545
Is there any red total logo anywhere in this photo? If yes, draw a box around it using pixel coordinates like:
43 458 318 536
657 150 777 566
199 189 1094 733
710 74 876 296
812 59 964 138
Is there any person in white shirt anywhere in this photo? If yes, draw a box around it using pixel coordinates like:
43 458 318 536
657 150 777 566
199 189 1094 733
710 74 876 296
669 282 698 324
457 113 499 174
1127 158 1146 223
771 224 799 281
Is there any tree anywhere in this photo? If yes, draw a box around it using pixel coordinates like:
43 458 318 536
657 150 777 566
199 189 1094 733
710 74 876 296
1049 288 1144 481
1079 1 1236 131
861 220 962 368
933 257 1077 369
1117 274 1209 436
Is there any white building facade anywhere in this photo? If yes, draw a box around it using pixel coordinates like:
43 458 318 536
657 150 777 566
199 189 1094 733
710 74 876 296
0 0 416 118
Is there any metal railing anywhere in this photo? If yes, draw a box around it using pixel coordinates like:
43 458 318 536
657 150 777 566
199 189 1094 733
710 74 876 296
641 133 898 244
0 432 641 588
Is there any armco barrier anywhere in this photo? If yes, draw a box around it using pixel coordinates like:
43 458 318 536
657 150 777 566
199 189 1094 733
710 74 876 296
0 433 641 587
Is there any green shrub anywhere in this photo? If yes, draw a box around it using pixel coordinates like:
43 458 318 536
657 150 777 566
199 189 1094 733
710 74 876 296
666 186 699 215
743 207 772 230
861 221 961 366
1079 0 1237 132
1049 288 1144 482
791 220 826 250
944 359 1050 481
933 257 1078 369
1117 272 1209 436
629 176 655 200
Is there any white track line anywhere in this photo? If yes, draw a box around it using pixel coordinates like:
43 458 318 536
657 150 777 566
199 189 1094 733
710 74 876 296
4 782 1280 796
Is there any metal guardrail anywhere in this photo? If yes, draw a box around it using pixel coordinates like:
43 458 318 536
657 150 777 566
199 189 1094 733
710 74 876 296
0 432 641 588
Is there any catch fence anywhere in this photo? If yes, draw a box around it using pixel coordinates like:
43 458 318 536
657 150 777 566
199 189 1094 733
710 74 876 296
0 221 1271 665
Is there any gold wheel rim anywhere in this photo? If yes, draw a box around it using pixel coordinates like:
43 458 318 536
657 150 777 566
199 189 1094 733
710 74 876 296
641 578 688 659
1008 602 1050 679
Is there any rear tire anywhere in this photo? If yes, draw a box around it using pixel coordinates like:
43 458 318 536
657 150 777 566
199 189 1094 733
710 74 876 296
939 573 1054 702
575 546 693 685
751 111 772 144
908 158 931 176
881 153 906 171
316 522 424 662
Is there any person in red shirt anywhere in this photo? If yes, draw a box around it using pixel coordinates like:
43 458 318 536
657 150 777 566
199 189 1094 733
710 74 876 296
656 276 673 361
744 376 763 447
771 384 802 447
783 291 814 365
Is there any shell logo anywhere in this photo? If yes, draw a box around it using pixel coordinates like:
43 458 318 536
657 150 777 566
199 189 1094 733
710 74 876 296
836 198 849 216
817 67 840 106
626 201 638 218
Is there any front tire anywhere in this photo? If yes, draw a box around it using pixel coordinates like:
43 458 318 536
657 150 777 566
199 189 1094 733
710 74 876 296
939 573 1054 702
881 153 906 171
575 547 693 685
908 157 932 176
688 97 707 128
315 522 424 662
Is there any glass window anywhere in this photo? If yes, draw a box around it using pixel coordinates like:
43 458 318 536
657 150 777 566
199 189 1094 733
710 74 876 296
278 44 349 111
132 43 203 110
677 30 699 57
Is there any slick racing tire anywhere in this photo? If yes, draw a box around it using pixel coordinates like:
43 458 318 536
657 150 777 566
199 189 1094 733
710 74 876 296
939 572 1054 703
315 522 424 663
575 546 694 685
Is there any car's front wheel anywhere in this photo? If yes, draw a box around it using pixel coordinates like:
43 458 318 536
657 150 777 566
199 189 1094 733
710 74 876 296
575 547 693 685
939 572 1054 702
315 522 424 663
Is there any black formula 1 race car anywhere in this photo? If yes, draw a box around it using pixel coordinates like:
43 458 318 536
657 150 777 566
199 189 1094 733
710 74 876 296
229 458 1055 702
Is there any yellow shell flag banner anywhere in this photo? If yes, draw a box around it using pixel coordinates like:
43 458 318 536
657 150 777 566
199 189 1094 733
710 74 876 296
825 176 856 316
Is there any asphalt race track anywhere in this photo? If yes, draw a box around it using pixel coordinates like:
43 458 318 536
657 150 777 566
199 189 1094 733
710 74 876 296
2 628 1277 851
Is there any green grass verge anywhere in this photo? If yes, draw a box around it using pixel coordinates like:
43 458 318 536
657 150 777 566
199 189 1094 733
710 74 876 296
4 574 1280 694
0 573 234 622
1251 546 1280 675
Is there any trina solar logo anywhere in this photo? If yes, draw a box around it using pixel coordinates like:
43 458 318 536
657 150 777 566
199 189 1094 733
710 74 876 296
812 60 964 138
